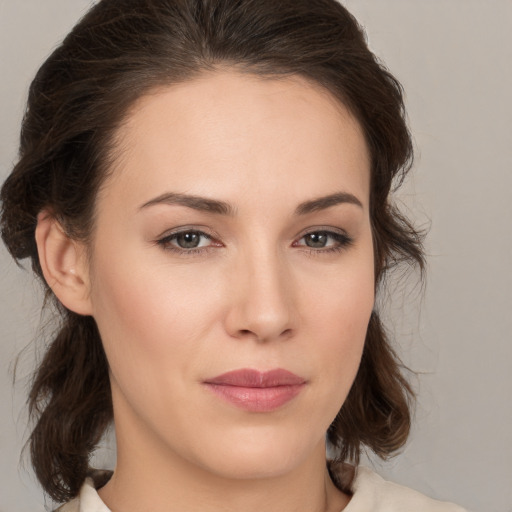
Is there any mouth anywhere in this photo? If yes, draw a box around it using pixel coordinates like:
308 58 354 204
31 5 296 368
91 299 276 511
203 368 306 412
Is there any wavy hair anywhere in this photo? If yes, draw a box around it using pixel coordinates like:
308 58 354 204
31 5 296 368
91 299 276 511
1 0 424 502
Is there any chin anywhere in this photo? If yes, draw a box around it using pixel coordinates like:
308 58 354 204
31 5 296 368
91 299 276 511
189 425 323 480
203 451 304 481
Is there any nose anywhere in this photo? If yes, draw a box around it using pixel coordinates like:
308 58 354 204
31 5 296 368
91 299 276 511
224 248 298 343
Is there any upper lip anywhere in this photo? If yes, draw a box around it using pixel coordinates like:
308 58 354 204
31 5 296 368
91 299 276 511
204 368 306 387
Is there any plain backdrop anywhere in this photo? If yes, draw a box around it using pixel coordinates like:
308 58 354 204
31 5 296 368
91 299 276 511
1 1 511 511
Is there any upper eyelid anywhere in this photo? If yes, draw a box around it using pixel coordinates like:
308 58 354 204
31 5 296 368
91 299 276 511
156 226 351 252
297 230 349 240
295 226 350 239
294 230 352 246
157 225 218 240
156 229 217 254
158 225 349 239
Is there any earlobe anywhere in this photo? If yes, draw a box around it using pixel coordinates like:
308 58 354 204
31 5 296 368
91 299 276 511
35 211 93 316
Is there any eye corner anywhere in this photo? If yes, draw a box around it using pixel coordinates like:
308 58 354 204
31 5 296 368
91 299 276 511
293 228 354 253
154 227 223 256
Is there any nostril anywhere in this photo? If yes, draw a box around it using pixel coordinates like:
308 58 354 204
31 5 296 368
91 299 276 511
237 327 294 342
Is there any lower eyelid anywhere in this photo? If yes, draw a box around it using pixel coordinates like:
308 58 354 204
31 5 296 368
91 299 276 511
156 229 205 246
156 229 351 254
295 231 352 246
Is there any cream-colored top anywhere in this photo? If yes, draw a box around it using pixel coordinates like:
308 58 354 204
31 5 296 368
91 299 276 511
56 466 467 512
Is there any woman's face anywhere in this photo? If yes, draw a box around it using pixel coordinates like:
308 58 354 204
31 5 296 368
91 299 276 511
85 70 374 479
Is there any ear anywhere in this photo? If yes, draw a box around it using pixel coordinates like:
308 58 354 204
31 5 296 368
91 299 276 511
35 211 93 316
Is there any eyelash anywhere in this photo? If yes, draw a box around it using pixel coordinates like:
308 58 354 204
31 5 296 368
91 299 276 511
293 230 353 255
156 229 218 256
156 228 353 257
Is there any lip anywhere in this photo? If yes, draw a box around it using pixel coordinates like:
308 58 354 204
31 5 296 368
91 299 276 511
203 368 306 412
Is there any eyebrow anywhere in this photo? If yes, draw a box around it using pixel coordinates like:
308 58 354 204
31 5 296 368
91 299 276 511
139 191 363 216
140 192 235 215
295 192 363 215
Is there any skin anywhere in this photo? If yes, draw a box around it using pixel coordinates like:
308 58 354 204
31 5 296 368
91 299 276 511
38 70 374 512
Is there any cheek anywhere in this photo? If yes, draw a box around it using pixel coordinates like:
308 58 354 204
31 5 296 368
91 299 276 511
306 241 374 337
320 282 373 375
88 247 222 388
88 224 374 417
303 245 375 402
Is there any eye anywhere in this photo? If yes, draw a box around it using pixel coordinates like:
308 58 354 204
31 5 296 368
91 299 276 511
157 229 219 253
294 230 353 253
172 231 208 249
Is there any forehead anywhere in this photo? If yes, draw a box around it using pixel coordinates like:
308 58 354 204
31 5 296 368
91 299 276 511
102 69 370 213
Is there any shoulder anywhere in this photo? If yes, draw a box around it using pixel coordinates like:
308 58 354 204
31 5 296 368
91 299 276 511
346 466 468 512
54 498 79 512
55 465 468 512
53 470 112 512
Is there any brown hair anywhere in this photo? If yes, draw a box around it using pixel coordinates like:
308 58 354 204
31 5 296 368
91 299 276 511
0 0 424 502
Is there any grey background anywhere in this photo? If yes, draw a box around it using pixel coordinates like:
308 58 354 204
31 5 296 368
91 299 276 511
1 1 511 511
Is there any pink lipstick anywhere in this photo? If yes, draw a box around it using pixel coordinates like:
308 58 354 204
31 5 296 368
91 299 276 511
203 368 306 412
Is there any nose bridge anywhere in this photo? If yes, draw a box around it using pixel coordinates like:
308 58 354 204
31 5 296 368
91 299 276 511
226 240 296 342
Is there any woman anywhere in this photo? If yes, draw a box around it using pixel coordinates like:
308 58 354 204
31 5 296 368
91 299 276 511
0 0 466 511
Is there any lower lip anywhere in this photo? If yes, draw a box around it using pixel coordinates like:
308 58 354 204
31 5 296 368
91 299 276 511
204 383 305 412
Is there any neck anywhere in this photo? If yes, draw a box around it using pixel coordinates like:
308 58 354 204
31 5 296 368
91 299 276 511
101 454 346 512
98 402 350 512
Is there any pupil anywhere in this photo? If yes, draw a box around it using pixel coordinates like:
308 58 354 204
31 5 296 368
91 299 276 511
177 232 200 248
306 233 327 248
